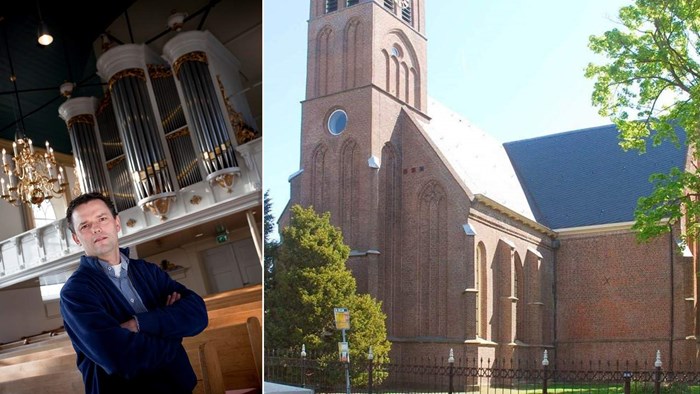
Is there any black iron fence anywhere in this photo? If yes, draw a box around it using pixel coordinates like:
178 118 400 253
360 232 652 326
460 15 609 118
265 349 700 393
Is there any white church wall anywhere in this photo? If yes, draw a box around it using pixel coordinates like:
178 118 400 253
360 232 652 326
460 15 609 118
142 228 260 298
0 204 24 241
0 284 64 343
143 245 208 297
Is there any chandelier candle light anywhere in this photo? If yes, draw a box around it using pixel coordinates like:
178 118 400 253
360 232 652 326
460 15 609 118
0 138 68 206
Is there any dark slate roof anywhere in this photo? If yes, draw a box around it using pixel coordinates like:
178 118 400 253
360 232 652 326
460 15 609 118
503 124 688 229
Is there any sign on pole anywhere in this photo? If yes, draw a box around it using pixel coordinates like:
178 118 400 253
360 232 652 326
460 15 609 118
333 307 352 394
338 341 349 362
334 307 350 330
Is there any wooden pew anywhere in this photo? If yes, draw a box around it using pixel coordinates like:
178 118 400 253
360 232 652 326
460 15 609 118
184 316 262 394
0 285 263 393
0 334 72 364
185 284 262 393
0 347 82 394
0 370 84 394
206 301 262 330
0 328 68 356
0 340 73 367
204 284 262 311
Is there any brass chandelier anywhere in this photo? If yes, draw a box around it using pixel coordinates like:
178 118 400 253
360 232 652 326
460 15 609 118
0 22 68 207
1 133 68 206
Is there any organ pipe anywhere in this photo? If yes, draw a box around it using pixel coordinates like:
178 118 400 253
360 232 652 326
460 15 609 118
163 30 258 193
96 93 136 212
58 97 111 199
148 64 202 188
97 44 176 220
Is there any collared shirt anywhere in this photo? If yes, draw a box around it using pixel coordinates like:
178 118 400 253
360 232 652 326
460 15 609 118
98 253 148 314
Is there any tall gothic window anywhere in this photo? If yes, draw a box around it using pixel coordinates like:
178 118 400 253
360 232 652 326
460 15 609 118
326 0 338 13
515 257 526 342
475 244 481 338
476 242 487 339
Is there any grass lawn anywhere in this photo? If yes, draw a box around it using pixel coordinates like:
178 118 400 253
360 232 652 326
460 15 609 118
460 382 700 393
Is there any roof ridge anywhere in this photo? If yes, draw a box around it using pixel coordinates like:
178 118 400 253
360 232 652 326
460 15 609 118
504 123 616 145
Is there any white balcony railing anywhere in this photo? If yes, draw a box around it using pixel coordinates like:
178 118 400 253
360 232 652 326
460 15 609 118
0 138 262 289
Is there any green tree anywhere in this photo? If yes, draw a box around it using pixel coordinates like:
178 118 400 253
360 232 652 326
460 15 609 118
263 190 278 296
265 204 391 386
585 0 700 242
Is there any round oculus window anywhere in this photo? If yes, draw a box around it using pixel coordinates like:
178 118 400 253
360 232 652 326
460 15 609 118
327 109 348 135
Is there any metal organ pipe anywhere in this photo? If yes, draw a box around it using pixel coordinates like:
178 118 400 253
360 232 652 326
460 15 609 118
177 55 232 175
97 44 176 220
96 94 136 212
58 97 111 198
163 30 256 193
148 64 202 189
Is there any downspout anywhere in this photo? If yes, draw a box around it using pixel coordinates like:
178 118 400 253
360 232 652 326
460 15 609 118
552 238 559 356
668 226 674 369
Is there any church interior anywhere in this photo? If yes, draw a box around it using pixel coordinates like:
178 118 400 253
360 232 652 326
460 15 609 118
0 0 263 392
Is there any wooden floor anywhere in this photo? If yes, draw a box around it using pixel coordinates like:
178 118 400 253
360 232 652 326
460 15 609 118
0 284 263 394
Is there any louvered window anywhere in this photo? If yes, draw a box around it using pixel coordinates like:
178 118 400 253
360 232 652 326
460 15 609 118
347 0 359 6
383 0 394 10
401 2 412 23
326 0 338 13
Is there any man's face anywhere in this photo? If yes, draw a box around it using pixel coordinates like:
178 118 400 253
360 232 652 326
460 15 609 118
71 199 121 262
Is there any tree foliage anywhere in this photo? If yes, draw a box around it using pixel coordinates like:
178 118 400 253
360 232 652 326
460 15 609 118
263 190 278 295
586 0 700 242
265 205 391 385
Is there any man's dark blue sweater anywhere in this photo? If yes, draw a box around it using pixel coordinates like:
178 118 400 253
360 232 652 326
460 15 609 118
60 248 208 393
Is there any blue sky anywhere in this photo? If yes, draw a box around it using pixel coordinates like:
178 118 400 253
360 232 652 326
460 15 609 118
263 0 631 234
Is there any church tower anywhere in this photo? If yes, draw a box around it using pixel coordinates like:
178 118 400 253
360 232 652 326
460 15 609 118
291 0 426 292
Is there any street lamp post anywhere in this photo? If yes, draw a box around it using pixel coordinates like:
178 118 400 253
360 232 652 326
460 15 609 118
301 344 307 388
542 350 550 394
654 350 662 394
342 329 350 394
623 371 632 394
448 348 455 394
368 346 374 394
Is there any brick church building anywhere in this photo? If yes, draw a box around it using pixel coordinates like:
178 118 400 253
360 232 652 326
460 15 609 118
282 0 698 366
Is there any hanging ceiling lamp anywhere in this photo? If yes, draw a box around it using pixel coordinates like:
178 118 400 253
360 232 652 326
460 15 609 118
0 23 67 206
36 2 53 46
1 132 67 206
37 21 52 46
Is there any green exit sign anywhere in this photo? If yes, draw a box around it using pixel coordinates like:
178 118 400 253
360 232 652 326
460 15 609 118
215 225 228 243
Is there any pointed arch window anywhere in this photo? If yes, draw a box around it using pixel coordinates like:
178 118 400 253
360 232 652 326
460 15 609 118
326 0 338 13
476 242 488 339
475 244 482 338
